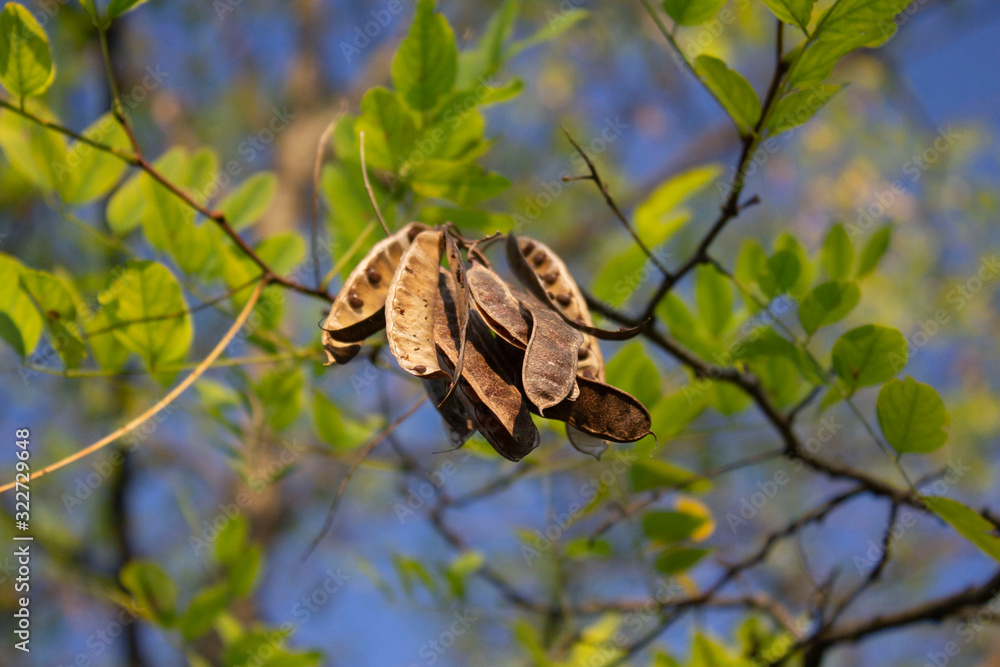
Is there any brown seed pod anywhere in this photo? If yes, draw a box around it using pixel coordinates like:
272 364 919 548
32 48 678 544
542 376 653 444
438 231 471 403
434 269 539 462
519 299 583 413
423 378 475 446
506 233 648 343
321 222 428 363
467 264 531 349
385 229 449 379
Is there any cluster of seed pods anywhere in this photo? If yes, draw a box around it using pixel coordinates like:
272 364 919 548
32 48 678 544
320 223 652 461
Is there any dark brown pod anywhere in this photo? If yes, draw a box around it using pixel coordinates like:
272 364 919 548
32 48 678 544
433 269 539 462
543 376 653 444
321 222 428 363
423 378 475 446
468 264 531 349
505 233 648 342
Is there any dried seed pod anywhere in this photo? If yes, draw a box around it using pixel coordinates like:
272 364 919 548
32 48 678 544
321 222 428 363
468 264 530 349
385 229 449 379
434 269 539 462
520 299 583 413
543 376 653 444
506 233 648 342
439 232 471 403
423 378 475 446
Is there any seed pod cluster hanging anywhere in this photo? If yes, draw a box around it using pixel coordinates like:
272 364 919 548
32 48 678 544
320 224 653 461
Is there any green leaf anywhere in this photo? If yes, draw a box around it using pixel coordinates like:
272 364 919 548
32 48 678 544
107 169 145 235
180 583 230 641
19 269 86 368
214 516 249 566
662 0 726 25
391 0 457 111
410 159 509 205
634 165 721 242
766 84 841 135
455 0 518 86
77 0 100 26
0 3 55 98
476 78 524 106
642 510 707 543
605 343 662 411
507 9 589 57
655 546 710 574
59 113 131 204
0 254 43 356
356 87 419 172
831 324 907 394
757 249 800 298
312 392 379 452
121 560 177 626
0 104 67 191
650 391 709 441
256 367 304 431
693 55 761 135
855 224 892 278
106 0 152 22
103 261 193 373
759 0 815 31
566 538 612 560
877 377 949 454
695 264 732 336
790 0 915 87
218 172 278 230
631 459 711 494
821 224 853 280
774 233 813 296
924 497 1000 564
797 280 860 334
227 545 262 597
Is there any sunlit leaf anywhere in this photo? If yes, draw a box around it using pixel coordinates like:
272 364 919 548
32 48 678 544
831 324 907 394
821 223 853 280
410 159 509 205
693 55 761 135
662 0 726 26
0 3 55 98
798 280 860 334
924 496 1000 564
391 0 457 111
877 376 949 454
218 171 278 230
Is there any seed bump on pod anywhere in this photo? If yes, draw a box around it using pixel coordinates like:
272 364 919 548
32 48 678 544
365 267 382 284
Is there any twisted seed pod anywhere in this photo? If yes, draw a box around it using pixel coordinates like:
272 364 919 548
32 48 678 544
468 264 530 349
439 232 471 403
321 222 428 364
385 229 449 379
434 269 538 462
506 233 647 344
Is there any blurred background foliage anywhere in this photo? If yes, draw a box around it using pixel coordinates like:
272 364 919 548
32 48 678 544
1 0 999 665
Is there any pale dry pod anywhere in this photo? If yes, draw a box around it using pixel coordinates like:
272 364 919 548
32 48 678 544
321 222 428 364
385 229 449 379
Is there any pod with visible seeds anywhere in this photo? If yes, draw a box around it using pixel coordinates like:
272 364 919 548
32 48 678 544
321 222 428 363
385 229 449 379
434 269 538 461
543 376 653 443
506 233 648 342
520 299 583 412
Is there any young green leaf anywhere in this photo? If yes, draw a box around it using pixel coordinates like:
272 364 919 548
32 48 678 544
121 560 177 626
766 84 841 135
798 280 860 334
758 249 801 298
106 0 152 22
102 261 193 373
695 264 732 337
0 254 43 357
0 3 55 98
655 546 711 574
831 324 907 393
218 172 278 230
693 55 761 135
356 87 419 172
877 377 949 454
759 0 815 31
924 496 1000 564
631 458 711 494
821 223 853 279
642 510 707 543
410 159 509 205
59 113 132 204
19 269 86 368
606 342 662 411
662 0 726 25
391 0 457 111
855 224 892 278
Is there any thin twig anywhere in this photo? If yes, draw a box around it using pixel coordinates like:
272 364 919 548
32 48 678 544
359 130 392 236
